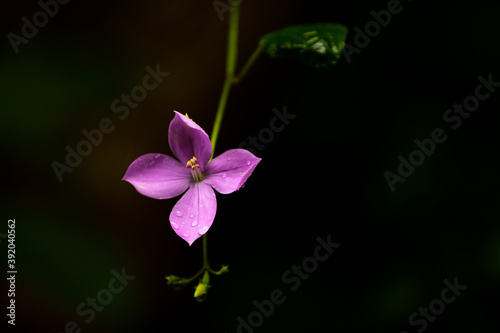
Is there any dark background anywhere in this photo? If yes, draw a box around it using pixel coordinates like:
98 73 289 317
1 0 499 332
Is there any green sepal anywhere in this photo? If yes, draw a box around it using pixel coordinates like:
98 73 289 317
212 265 229 275
165 275 190 291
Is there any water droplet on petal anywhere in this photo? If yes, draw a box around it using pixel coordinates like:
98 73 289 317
199 226 209 235
227 157 231 161
182 233 189 238
246 160 250 165
171 222 179 230
189 214 194 218
175 210 183 217
222 173 227 179
191 220 198 227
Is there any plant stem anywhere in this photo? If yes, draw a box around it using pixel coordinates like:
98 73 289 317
202 234 208 269
185 267 205 284
204 4 241 272
233 44 263 85
210 4 240 157
203 4 263 275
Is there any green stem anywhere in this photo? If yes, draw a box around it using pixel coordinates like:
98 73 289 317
203 4 240 273
185 267 204 284
203 4 262 276
210 4 240 157
233 43 263 85
202 234 208 269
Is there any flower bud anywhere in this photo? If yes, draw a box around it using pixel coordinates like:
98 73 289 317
165 275 189 291
194 272 211 302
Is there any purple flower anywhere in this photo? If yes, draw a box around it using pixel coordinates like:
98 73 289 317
123 111 261 245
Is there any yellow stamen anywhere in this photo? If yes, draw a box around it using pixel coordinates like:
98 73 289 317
186 156 203 182
186 156 199 169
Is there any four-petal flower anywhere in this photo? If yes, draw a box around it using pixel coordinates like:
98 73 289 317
123 111 261 245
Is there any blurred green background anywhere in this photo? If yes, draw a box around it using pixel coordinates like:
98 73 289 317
1 0 499 332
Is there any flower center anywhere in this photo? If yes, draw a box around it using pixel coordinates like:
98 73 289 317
186 156 203 182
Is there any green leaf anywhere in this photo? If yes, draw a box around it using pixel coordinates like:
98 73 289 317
259 23 348 68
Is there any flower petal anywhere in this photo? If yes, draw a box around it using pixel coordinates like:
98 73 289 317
169 182 217 246
204 149 261 194
123 153 191 199
168 111 212 170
